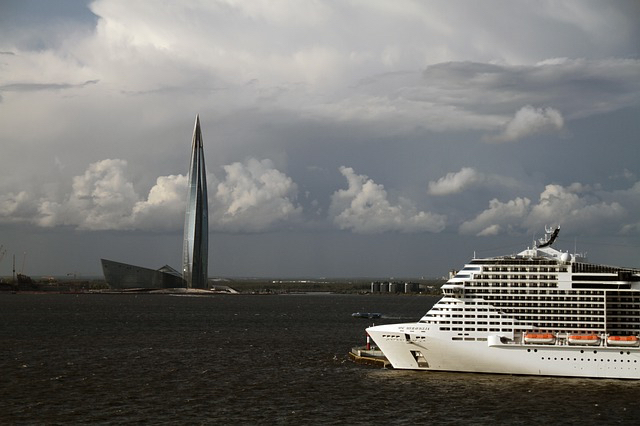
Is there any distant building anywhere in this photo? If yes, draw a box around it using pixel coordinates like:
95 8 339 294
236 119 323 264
101 116 209 290
101 260 185 289
182 115 209 289
370 280 420 293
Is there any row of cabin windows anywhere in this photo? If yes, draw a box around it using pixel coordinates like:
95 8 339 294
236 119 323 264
483 266 565 273
469 289 556 295
432 314 640 324
468 291 606 300
490 304 603 309
436 321 508 326
438 326 640 332
474 276 558 282
481 296 604 302
490 299 604 303
442 327 512 332
608 319 640 324
431 307 492 311
432 318 640 325
457 299 605 306
502 308 604 314
431 311 604 318
448 289 605 296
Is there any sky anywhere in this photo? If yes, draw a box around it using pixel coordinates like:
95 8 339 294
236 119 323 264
0 0 639 279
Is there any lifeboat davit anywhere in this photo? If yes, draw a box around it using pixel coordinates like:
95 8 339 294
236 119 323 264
607 336 639 347
568 334 600 345
524 333 556 344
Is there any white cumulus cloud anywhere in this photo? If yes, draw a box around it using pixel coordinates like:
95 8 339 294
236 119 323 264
460 183 627 237
212 158 302 232
0 191 39 223
459 197 531 236
38 159 138 230
490 105 564 143
5 158 303 233
525 184 625 232
132 174 188 231
330 166 446 234
428 167 521 195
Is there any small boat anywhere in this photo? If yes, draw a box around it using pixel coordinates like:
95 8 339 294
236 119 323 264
607 336 639 347
568 334 600 345
352 312 382 319
524 332 556 344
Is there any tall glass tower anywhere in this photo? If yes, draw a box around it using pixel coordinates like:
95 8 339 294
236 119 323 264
182 115 209 289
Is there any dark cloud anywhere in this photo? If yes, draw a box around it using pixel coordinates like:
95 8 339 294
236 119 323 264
0 79 99 92
0 0 97 50
0 1 638 277
421 59 640 118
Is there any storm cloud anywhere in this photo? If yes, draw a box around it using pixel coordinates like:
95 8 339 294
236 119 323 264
0 0 638 277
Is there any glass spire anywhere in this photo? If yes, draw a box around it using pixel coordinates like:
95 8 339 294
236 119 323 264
182 115 209 289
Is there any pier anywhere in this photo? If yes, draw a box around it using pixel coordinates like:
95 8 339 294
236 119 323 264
348 346 391 368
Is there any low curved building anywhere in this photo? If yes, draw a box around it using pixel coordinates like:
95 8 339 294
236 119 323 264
101 259 185 289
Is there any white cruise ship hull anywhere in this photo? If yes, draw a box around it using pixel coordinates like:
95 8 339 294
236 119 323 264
367 323 640 379
365 227 640 379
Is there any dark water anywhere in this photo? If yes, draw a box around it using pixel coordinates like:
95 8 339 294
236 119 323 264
2 293 639 424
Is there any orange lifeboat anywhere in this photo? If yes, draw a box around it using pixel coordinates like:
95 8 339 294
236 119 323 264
524 332 556 344
607 336 639 347
568 334 600 345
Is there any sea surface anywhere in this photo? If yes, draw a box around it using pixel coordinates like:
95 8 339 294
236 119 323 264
2 293 639 425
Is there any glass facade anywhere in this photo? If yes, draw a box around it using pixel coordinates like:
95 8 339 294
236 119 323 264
182 115 209 289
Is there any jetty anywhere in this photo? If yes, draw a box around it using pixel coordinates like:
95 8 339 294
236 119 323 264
349 346 391 368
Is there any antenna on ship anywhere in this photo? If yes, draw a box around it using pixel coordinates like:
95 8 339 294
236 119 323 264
537 225 560 248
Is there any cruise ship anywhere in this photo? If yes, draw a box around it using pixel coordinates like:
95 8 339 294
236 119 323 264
366 227 640 378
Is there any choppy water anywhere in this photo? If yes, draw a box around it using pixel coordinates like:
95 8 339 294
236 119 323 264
2 293 639 424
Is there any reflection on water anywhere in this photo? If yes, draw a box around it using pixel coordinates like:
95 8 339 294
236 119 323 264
1 293 639 424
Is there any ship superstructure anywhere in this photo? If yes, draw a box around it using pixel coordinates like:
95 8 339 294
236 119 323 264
366 227 640 378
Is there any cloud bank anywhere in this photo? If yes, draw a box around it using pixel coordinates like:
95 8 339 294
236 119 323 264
2 160 639 240
0 1 639 276
460 184 627 237
330 167 446 234
1 158 302 233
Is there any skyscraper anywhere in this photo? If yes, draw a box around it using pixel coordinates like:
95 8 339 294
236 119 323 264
102 116 210 290
182 115 209 288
